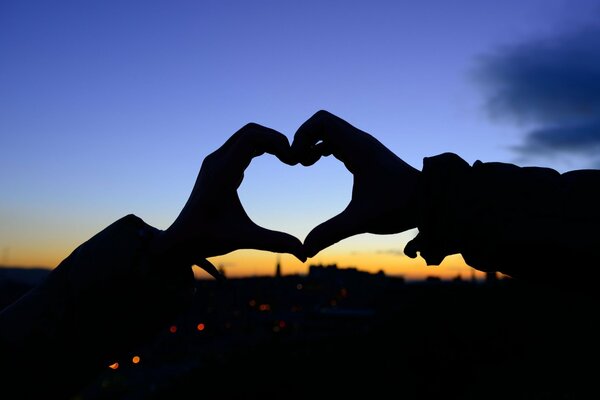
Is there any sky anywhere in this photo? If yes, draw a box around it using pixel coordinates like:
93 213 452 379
2 0 599 278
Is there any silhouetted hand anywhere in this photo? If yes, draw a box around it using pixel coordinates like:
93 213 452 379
159 123 306 269
291 110 420 258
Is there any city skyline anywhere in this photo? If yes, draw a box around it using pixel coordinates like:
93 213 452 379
1 258 590 399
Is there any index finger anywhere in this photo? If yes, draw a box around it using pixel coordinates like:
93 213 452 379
291 110 368 170
217 123 294 182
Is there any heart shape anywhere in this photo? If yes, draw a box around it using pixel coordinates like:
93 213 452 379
284 110 420 259
167 111 419 274
238 153 353 243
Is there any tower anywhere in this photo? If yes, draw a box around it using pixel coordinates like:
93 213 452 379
275 255 282 278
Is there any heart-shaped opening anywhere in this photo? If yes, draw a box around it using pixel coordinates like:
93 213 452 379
206 153 469 280
238 154 353 242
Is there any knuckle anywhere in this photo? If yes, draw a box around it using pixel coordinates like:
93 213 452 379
201 151 219 168
242 122 260 131
313 109 332 120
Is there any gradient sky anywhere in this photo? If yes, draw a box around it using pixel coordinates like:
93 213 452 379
2 0 599 278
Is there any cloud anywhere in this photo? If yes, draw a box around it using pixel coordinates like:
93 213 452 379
513 119 600 155
476 25 600 164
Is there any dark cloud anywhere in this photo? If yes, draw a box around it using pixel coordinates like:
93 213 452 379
476 25 600 163
513 119 600 155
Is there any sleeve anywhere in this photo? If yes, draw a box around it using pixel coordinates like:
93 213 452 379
405 153 600 285
0 214 195 398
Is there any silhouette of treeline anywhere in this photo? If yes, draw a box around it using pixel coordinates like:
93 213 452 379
1 264 597 399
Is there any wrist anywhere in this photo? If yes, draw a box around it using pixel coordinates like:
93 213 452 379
158 223 209 265
408 153 472 265
403 166 421 230
386 161 421 233
148 228 176 259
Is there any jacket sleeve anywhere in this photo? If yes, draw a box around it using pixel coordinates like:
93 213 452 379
405 153 600 285
0 214 195 398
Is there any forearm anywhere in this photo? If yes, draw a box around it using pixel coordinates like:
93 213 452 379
0 215 194 397
406 153 600 284
0 267 86 397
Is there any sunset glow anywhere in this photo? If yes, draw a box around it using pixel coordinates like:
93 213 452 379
201 250 483 280
2 1 595 281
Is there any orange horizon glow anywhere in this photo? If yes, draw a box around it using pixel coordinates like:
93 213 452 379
1 213 481 280
2 248 485 281
200 250 484 281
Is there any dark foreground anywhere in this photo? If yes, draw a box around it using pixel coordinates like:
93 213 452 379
2 265 597 399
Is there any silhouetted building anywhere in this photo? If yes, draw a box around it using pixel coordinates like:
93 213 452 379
275 255 281 278
486 271 498 283
309 263 361 278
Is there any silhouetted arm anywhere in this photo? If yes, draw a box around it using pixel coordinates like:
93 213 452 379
0 214 193 398
292 110 600 286
0 124 305 398
404 153 600 284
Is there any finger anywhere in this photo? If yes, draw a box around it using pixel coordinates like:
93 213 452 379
242 225 307 263
296 145 322 166
291 110 364 171
303 207 363 258
204 124 293 189
194 258 225 281
291 141 333 166
404 235 421 259
225 123 294 172
291 110 335 164
314 141 333 157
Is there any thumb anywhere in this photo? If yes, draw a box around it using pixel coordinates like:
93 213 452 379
243 224 307 262
303 207 362 258
194 258 225 281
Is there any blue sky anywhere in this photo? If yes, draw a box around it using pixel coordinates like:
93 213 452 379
1 0 599 275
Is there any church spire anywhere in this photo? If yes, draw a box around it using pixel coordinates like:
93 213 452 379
275 254 282 278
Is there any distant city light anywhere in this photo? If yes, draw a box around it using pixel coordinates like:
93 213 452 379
249 299 257 307
108 362 119 370
169 325 177 334
197 323 205 331
132 356 141 364
296 283 303 290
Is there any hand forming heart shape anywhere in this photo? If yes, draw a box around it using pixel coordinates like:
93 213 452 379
291 110 420 257
160 110 420 274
